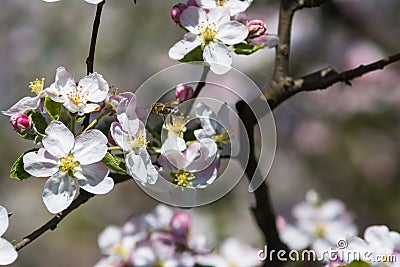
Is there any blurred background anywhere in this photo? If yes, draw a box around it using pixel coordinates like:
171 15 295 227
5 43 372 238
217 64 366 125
1 0 400 266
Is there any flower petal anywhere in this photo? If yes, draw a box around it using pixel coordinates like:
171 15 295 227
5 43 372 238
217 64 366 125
43 121 74 158
75 163 113 194
78 72 109 103
217 21 249 45
82 103 101 114
180 7 206 34
110 122 132 152
126 151 147 183
195 102 217 136
71 129 108 165
195 0 216 9
2 95 42 116
42 172 76 214
207 6 230 27
0 238 18 265
23 148 59 177
203 42 232 75
85 0 104 3
0 207 8 237
97 226 122 255
226 0 252 16
168 33 202 61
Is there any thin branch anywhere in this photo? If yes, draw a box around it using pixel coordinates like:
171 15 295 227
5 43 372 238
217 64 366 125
14 174 130 251
264 52 400 110
86 1 106 75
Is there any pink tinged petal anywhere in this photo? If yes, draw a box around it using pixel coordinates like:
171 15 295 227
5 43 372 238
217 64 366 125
55 66 76 94
71 129 108 165
217 21 249 45
0 238 18 265
75 163 113 194
364 225 394 253
195 0 216 9
251 34 279 47
2 95 42 116
110 122 132 151
43 121 74 158
78 72 109 103
180 7 206 34
207 7 230 27
43 172 77 214
203 42 232 75
23 148 59 177
169 33 202 60
94 257 121 267
0 207 8 236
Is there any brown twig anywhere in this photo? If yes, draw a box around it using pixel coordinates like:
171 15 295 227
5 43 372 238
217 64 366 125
86 1 105 75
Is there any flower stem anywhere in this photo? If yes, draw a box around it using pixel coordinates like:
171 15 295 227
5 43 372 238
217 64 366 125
70 113 77 133
82 108 109 133
107 146 122 151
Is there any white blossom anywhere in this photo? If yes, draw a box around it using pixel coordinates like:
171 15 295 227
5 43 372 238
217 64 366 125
0 206 18 266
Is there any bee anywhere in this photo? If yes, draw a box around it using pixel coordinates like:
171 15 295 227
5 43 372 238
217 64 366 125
151 102 177 119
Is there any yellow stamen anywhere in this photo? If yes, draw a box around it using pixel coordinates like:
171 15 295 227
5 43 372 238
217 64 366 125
163 114 188 138
67 86 89 106
29 78 45 95
59 154 79 174
314 222 325 237
172 169 195 191
197 19 218 45
216 0 228 6
129 130 149 149
213 129 230 145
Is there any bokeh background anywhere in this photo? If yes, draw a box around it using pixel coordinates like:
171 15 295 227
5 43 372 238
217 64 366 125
1 0 400 266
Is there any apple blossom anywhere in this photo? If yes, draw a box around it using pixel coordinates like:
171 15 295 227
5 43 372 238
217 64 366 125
23 121 113 213
195 0 253 16
169 7 249 74
46 66 109 115
195 102 240 157
158 141 220 189
0 206 18 266
110 93 158 185
278 190 358 255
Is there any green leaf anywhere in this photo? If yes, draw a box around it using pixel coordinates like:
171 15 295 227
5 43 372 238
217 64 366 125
179 46 203 63
233 43 264 55
349 261 371 267
10 149 38 181
76 115 86 123
101 152 127 175
28 110 48 134
17 132 37 141
44 96 61 120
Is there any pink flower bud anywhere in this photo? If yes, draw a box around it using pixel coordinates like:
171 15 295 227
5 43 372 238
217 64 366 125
186 0 199 7
171 3 187 23
175 83 194 103
170 212 191 243
10 113 32 133
247 19 267 38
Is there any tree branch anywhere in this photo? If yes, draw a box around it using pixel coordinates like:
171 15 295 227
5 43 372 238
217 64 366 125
86 1 105 75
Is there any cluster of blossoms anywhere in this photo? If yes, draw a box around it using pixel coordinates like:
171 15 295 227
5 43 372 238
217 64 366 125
0 206 18 265
277 190 358 255
169 0 278 74
2 67 238 214
95 204 261 267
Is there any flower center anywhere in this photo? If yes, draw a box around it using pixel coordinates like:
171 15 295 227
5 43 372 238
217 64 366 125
164 115 188 138
59 154 79 174
171 169 195 190
314 221 326 237
67 85 89 106
29 78 45 95
129 130 149 150
216 0 229 6
213 129 230 145
113 242 130 260
198 19 218 45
